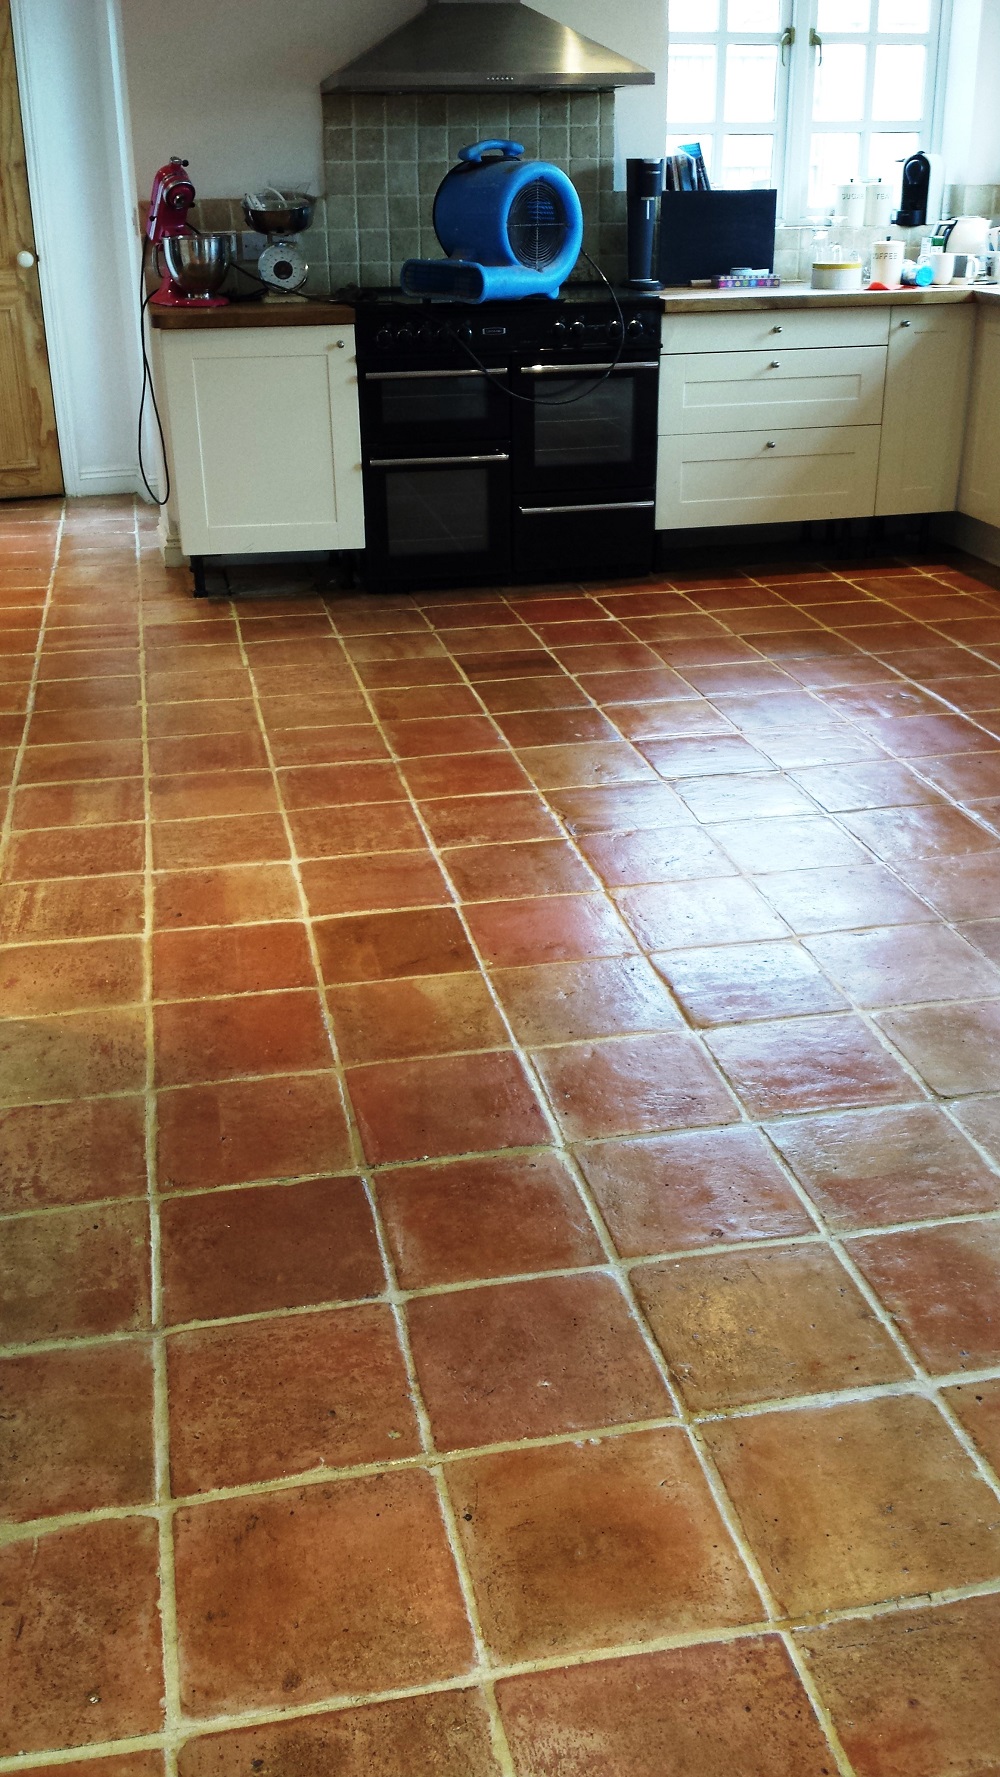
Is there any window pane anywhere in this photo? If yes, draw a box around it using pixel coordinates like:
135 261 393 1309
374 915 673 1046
877 0 931 30
724 44 778 121
668 44 718 119
720 134 775 188
817 0 870 29
867 131 919 186
813 44 867 121
809 133 861 210
669 0 719 29
872 44 925 117
727 0 781 29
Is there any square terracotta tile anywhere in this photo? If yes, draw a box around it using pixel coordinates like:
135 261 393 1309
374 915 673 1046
0 1519 163 1756
710 815 871 874
577 1126 813 1257
348 1048 548 1163
173 1472 474 1715
533 1033 737 1140
168 1305 419 1493
609 698 735 742
23 1758 164 1777
847 1219 1000 1374
5 823 145 880
450 1428 760 1662
20 740 142 785
875 1001 1000 1095
152 922 314 1000
952 1092 1000 1161
175 1691 502 1777
497 1638 834 1777
0 1008 146 1105
328 972 506 1063
755 864 933 934
639 736 771 777
381 714 503 757
300 851 447 916
13 778 145 829
148 731 267 775
158 1176 382 1322
0 1201 150 1345
515 741 656 791
495 706 619 747
767 1105 1000 1230
796 1595 1000 1777
150 769 278 823
619 878 789 951
842 803 998 863
152 813 291 871
706 1014 914 1117
944 1377 1000 1472
478 673 590 713
407 1273 671 1449
806 923 1000 1007
492 954 682 1045
547 781 692 834
635 1244 906 1409
157 1073 353 1190
402 752 531 799
153 863 300 929
377 1151 601 1287
314 906 475 984
890 851 1000 919
445 837 595 901
465 894 635 967
278 759 405 809
674 771 815 822
657 939 846 1025
704 1395 1000 1614
153 989 330 1086
288 801 426 858
369 686 482 720
0 1342 153 1522
0 1097 146 1212
579 825 736 887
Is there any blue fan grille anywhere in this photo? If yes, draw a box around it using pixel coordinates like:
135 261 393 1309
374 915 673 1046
507 178 569 269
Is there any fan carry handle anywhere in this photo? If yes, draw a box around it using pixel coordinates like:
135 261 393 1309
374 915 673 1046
458 140 525 163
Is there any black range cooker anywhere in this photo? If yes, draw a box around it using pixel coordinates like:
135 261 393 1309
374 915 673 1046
350 287 661 592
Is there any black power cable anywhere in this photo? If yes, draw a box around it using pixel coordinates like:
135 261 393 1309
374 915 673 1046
137 235 171 506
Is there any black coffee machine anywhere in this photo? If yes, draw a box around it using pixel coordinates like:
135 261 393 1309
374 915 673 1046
894 150 933 229
627 158 666 287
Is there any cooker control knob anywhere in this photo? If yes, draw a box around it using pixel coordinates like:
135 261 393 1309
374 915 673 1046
608 318 623 341
570 318 586 341
552 319 569 343
397 324 415 345
375 327 394 350
457 324 474 343
419 321 443 344
626 317 646 339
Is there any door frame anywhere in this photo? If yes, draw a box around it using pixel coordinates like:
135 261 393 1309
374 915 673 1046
9 0 149 497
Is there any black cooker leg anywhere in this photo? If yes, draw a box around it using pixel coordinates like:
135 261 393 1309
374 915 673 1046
190 554 209 598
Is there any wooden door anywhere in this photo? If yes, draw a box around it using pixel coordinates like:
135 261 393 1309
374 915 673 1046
0 0 62 497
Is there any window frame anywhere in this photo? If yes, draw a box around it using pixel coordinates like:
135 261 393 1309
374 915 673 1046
664 0 954 224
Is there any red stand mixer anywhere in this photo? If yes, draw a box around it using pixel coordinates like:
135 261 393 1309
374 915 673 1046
146 157 228 308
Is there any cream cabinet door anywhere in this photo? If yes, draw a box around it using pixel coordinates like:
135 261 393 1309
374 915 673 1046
158 326 365 555
958 307 1000 528
657 426 882 529
876 306 974 516
660 346 887 436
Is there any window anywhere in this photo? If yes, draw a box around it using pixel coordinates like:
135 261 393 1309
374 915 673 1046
666 0 946 219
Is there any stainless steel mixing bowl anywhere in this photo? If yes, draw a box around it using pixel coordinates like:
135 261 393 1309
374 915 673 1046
243 192 314 235
162 233 231 297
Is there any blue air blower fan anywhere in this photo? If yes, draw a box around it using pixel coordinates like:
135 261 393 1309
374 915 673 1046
400 140 584 302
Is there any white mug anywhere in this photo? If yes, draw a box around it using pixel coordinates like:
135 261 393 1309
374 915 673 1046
871 238 904 285
953 254 982 283
930 249 955 285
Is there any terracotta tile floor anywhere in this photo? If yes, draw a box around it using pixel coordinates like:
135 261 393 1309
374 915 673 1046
4 502 1000 1776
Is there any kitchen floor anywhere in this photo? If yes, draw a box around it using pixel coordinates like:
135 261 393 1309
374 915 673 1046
3 498 1000 1777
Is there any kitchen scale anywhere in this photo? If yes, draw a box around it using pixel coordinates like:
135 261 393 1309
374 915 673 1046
242 189 315 297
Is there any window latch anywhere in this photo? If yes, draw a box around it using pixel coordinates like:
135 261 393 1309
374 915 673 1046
780 25 795 64
809 26 823 64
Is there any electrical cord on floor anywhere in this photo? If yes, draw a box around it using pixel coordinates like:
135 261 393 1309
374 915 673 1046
138 236 171 507
444 249 629 406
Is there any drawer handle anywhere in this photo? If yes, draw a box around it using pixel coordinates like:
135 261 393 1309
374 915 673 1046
764 440 777 449
900 320 912 328
771 325 783 334
769 360 781 369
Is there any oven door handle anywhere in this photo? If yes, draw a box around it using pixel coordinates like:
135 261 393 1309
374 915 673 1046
363 368 506 381
368 452 510 466
520 361 660 376
519 500 656 514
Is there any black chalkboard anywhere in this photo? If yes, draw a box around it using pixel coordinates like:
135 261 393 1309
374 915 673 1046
657 189 778 287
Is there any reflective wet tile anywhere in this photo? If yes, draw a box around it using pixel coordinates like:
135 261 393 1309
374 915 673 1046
347 1049 548 1163
805 923 1000 1007
493 954 682 1045
533 1033 737 1139
706 1015 914 1116
875 1001 1000 1095
156 1073 353 1190
620 877 788 951
847 1219 1000 1373
656 939 846 1025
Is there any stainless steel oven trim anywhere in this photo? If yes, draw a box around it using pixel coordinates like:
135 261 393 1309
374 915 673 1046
369 453 511 467
363 368 507 381
521 362 660 376
519 500 656 514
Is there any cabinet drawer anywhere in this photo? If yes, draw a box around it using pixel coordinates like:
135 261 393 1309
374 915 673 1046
660 345 886 436
662 308 890 356
656 426 882 529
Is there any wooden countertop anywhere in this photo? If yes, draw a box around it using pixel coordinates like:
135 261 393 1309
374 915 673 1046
150 300 355 329
658 281 984 313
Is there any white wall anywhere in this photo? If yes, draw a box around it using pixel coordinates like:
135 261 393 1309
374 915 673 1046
119 0 667 199
12 0 145 496
966 0 1000 183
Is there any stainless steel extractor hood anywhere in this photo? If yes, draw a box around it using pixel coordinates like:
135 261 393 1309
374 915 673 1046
322 0 654 92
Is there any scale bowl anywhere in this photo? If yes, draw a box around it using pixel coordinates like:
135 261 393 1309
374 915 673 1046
163 233 231 296
243 192 314 236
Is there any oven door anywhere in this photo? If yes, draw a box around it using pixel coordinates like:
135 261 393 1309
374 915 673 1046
362 451 512 591
360 368 510 458
515 491 655 583
511 360 660 495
